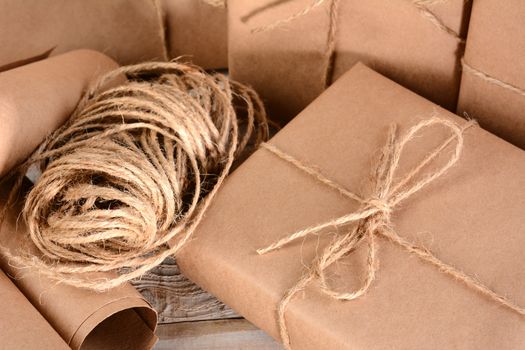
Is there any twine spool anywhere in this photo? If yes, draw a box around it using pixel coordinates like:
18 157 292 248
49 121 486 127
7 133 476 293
3 61 268 291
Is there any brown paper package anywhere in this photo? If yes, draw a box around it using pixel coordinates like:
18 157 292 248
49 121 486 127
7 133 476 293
0 270 70 349
229 0 470 124
0 0 167 66
0 51 158 349
457 0 525 149
176 64 525 349
163 0 228 69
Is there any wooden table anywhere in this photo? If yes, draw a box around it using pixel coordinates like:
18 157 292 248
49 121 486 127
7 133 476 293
131 257 281 349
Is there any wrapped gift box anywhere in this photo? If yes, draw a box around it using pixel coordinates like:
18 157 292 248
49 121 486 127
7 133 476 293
0 0 167 66
163 0 227 69
229 0 470 123
175 63 525 350
457 0 525 149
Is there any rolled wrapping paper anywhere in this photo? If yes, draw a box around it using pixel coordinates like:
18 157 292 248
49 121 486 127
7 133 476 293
162 0 228 69
0 0 167 66
0 270 69 350
0 49 118 176
0 184 158 350
0 51 158 349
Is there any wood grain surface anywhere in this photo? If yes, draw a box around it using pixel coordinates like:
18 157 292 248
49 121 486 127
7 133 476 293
131 257 282 348
130 256 238 324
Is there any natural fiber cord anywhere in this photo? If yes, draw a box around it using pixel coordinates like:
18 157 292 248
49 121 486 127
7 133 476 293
1 61 269 291
462 58 525 98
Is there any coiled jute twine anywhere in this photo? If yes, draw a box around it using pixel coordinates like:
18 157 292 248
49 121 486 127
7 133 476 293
1 61 269 291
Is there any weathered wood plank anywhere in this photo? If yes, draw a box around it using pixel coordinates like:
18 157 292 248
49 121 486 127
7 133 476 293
130 256 238 323
154 319 282 350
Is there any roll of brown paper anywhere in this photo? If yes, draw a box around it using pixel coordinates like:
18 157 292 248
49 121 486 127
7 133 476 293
0 49 117 176
0 0 167 66
0 50 158 349
0 185 158 350
0 270 70 350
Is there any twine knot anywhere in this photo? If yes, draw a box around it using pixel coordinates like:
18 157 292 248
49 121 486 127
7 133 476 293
364 197 392 218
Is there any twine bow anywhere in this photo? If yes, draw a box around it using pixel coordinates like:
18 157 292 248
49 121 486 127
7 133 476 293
258 117 524 350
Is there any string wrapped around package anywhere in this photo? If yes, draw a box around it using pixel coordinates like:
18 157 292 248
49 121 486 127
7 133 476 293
2 61 269 291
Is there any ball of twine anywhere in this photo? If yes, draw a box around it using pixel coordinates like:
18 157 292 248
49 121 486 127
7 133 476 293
3 61 268 291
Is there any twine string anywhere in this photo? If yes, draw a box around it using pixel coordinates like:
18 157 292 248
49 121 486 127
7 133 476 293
461 58 525 98
0 61 269 291
258 117 524 350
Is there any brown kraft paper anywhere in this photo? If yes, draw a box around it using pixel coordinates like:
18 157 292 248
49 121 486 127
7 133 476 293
0 185 158 350
229 0 470 123
0 51 158 349
0 270 70 349
162 0 228 69
176 64 525 349
0 0 167 66
457 0 525 149
0 49 118 176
